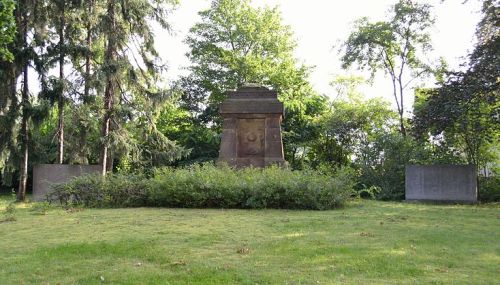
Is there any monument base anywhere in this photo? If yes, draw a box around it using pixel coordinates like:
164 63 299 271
217 157 287 168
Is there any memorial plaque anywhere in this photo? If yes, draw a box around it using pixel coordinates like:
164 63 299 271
237 119 265 157
405 165 477 203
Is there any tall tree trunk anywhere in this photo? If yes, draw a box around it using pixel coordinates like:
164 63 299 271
399 111 406 137
84 0 92 100
17 3 29 202
398 80 406 137
100 0 116 176
17 63 29 202
78 0 93 164
100 73 114 176
57 3 65 164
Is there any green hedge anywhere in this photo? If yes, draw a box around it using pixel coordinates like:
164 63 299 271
479 176 500 203
49 164 355 210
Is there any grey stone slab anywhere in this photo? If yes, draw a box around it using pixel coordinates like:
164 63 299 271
33 164 101 201
405 165 477 203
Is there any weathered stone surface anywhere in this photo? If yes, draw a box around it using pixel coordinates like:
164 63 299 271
219 100 284 114
218 85 286 168
237 118 265 157
405 165 477 203
33 164 101 201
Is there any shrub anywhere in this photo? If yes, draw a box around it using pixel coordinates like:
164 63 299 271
49 164 355 210
2 202 16 222
479 176 500 203
49 173 149 208
30 201 51 215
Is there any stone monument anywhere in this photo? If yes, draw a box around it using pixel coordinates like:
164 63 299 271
405 165 477 203
218 85 286 168
33 164 101 201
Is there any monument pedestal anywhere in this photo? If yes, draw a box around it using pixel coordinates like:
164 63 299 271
218 86 286 168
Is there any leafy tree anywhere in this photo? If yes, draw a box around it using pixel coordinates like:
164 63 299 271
176 0 327 166
0 0 16 61
97 0 182 175
413 0 499 170
339 0 436 135
39 0 89 164
0 0 20 191
309 75 398 169
310 75 443 200
0 0 38 199
65 0 105 164
1 0 184 198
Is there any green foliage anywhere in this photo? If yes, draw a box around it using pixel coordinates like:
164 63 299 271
412 0 499 170
479 176 500 203
50 173 150 207
309 79 398 169
307 77 421 200
1 0 186 189
356 133 415 200
2 201 16 222
0 0 15 61
30 201 51 215
354 129 470 201
175 0 327 166
87 0 183 172
339 0 436 134
50 164 356 210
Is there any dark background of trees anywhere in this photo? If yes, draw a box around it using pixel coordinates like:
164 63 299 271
0 0 498 201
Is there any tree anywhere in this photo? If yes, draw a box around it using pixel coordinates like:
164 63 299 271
0 0 16 62
413 0 499 170
0 0 20 191
40 0 84 164
0 0 47 200
17 0 29 200
16 0 34 201
64 0 104 164
98 0 181 175
177 0 327 166
339 0 435 135
1 0 183 197
309 75 398 169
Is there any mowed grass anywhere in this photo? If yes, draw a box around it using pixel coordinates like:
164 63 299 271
0 195 499 285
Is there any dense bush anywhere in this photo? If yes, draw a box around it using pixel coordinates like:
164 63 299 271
479 176 500 203
355 134 417 200
49 164 355 210
355 133 466 201
50 174 150 208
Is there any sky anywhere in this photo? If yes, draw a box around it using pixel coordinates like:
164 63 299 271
158 0 483 111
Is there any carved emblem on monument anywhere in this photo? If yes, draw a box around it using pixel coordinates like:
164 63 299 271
218 85 286 168
237 119 265 157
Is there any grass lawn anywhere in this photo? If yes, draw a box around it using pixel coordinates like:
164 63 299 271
1 195 499 284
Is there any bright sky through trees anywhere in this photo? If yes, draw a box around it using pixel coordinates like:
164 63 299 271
156 0 482 111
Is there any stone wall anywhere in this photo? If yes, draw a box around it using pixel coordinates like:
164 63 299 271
405 165 477 203
33 164 101 201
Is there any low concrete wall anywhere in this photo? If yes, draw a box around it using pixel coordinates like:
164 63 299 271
405 165 477 203
33 164 101 201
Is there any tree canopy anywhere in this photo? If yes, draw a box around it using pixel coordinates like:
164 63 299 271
174 0 327 167
0 0 497 202
339 0 436 135
0 0 16 61
413 0 499 169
